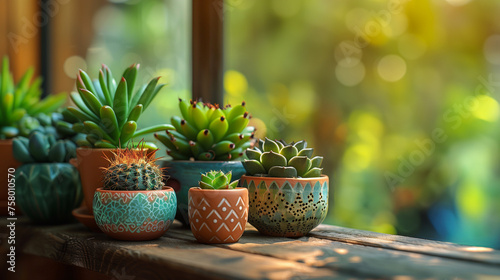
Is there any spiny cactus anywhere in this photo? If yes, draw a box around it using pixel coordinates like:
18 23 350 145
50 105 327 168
199 170 239 190
155 99 255 161
67 64 174 149
0 57 66 139
12 131 77 163
102 147 164 191
243 138 323 178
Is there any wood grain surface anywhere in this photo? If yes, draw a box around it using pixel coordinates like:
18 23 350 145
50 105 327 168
1 218 500 280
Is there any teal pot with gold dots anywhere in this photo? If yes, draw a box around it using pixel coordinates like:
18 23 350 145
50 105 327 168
93 187 177 241
239 175 329 237
16 163 83 224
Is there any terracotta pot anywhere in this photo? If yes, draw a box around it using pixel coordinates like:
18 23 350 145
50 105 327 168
93 187 177 241
160 160 246 226
188 187 248 244
70 148 155 214
16 163 82 224
0 140 21 216
239 175 329 237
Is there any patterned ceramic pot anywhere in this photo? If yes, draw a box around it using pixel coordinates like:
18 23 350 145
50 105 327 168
16 163 83 224
161 160 246 226
240 175 329 237
71 148 156 214
93 187 177 241
188 187 248 244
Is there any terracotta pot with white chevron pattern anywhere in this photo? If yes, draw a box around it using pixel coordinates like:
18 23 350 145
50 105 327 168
188 188 248 244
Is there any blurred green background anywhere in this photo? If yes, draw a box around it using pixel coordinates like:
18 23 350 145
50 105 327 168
77 0 500 248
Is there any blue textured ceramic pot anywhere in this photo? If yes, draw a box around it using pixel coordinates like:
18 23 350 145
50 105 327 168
240 175 329 237
160 160 246 225
16 163 83 224
93 187 177 241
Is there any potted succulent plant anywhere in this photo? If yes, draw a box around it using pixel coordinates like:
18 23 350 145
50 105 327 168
93 147 177 241
188 170 248 244
0 57 66 215
13 131 82 224
239 138 329 237
66 64 174 225
155 99 255 225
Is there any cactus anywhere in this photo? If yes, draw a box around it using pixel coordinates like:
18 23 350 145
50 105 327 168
0 57 66 139
242 138 323 178
199 170 239 190
155 99 255 161
102 147 164 191
12 131 77 164
66 64 175 149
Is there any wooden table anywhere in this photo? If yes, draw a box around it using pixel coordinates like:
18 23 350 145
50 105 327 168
1 218 500 280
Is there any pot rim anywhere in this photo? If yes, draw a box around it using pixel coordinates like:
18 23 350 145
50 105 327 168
76 147 150 152
0 139 13 144
95 186 174 193
240 174 329 182
160 160 244 164
188 187 248 193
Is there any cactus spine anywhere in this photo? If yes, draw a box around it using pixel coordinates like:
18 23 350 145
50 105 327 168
102 148 164 191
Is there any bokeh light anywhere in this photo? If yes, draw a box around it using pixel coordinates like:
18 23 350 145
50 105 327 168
377 55 406 82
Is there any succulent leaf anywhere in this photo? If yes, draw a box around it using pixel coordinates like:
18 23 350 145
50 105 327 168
246 149 262 160
263 138 280 153
288 156 311 177
268 166 298 178
261 151 287 172
242 139 323 178
242 160 266 175
198 170 238 190
298 148 314 158
280 145 298 162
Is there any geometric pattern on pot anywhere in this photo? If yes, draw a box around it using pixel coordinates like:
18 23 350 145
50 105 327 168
16 163 83 224
240 175 329 237
93 188 177 241
161 160 246 226
188 188 248 244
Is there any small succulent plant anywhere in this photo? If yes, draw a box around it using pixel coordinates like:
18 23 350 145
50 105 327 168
12 131 77 163
67 64 174 149
17 111 85 142
155 99 255 161
242 138 323 178
102 147 165 191
199 170 239 190
0 57 66 139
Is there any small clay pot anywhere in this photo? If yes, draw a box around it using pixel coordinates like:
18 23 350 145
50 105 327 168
0 140 21 216
188 187 248 244
161 160 246 226
240 175 329 237
93 187 177 241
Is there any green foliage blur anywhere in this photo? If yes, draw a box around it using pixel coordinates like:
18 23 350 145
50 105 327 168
85 0 500 248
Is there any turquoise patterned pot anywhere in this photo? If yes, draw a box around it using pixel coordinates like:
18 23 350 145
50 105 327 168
16 163 82 224
93 187 177 241
240 175 329 237
160 160 246 225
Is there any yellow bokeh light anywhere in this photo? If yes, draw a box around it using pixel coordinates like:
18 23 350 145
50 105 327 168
224 70 248 97
457 183 485 219
343 144 373 171
471 95 499 122
377 55 406 82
